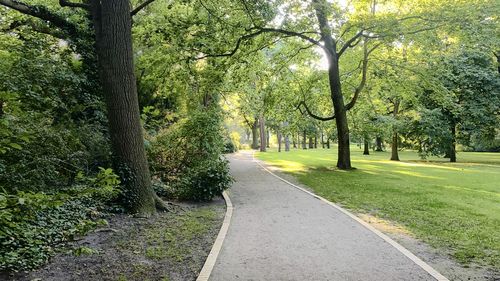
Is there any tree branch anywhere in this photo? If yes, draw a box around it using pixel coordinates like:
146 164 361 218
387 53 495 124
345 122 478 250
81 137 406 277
337 30 364 57
298 101 336 121
59 0 89 10
131 0 156 16
345 42 382 111
0 0 79 39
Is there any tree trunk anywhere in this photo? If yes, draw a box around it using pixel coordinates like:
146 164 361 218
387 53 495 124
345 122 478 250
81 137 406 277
375 136 383 151
259 115 266 152
292 133 297 148
321 131 325 148
308 137 314 149
450 123 457 162
363 137 370 155
312 0 351 169
326 137 330 149
251 119 259 149
390 100 400 161
266 129 270 148
277 131 282 152
285 135 290 151
314 135 318 148
390 132 400 161
92 0 155 216
302 130 307 149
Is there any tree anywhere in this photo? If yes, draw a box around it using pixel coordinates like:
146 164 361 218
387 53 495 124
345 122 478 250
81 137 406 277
0 0 166 216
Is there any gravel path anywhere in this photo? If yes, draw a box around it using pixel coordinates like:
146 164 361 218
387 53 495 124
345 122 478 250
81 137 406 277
209 151 443 281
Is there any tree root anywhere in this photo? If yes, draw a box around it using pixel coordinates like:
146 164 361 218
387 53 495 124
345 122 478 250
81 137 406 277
154 193 184 213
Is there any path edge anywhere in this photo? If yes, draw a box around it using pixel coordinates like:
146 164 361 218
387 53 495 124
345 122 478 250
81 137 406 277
196 190 233 281
253 151 449 281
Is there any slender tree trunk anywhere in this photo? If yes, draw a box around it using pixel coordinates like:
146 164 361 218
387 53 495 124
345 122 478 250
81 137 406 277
302 130 307 149
450 122 457 163
314 135 318 148
321 131 325 148
251 119 259 149
292 133 297 148
92 0 156 216
266 129 270 148
390 132 400 161
259 115 266 152
308 137 314 149
363 137 370 155
375 136 383 151
326 137 330 149
285 135 290 151
277 131 282 152
390 100 400 161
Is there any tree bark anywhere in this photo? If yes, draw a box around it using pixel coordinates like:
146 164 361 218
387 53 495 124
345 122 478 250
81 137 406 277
314 135 318 148
363 137 370 155
251 119 259 149
312 0 351 169
308 137 314 149
326 137 330 149
302 130 307 149
266 129 270 148
375 136 383 151
390 100 400 161
93 0 155 216
259 115 266 152
292 133 297 148
285 135 290 151
450 122 457 162
277 130 282 152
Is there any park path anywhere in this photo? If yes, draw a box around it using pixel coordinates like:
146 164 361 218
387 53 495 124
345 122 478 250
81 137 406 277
209 151 443 281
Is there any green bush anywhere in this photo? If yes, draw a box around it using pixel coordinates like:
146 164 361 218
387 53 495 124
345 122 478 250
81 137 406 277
148 106 232 201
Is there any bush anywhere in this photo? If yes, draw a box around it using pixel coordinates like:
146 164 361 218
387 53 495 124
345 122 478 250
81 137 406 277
148 106 232 201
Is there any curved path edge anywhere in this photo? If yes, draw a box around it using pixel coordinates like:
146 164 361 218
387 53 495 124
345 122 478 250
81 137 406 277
252 152 449 281
196 191 233 281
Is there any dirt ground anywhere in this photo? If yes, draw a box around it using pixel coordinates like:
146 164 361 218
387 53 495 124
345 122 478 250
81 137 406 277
3 198 225 281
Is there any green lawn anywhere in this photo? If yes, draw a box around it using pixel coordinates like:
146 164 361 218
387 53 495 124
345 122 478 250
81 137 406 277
256 147 500 270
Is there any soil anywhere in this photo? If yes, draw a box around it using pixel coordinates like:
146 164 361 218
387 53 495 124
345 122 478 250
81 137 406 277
2 198 225 281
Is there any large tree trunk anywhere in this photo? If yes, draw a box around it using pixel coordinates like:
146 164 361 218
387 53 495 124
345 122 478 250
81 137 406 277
390 100 400 161
313 0 351 169
363 137 370 155
285 135 290 151
450 122 457 162
251 119 259 149
93 0 155 216
259 115 266 152
375 136 383 151
302 130 307 149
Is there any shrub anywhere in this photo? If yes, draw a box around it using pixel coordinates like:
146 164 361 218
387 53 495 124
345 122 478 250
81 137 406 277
148 106 232 201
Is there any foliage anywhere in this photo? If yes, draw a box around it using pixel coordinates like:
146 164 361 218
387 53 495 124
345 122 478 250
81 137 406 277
0 166 119 271
148 106 232 201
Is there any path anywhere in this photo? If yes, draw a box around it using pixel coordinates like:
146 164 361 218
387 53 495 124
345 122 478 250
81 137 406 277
209 151 444 281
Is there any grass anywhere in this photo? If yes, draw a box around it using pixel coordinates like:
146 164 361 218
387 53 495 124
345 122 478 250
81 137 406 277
256 146 500 270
